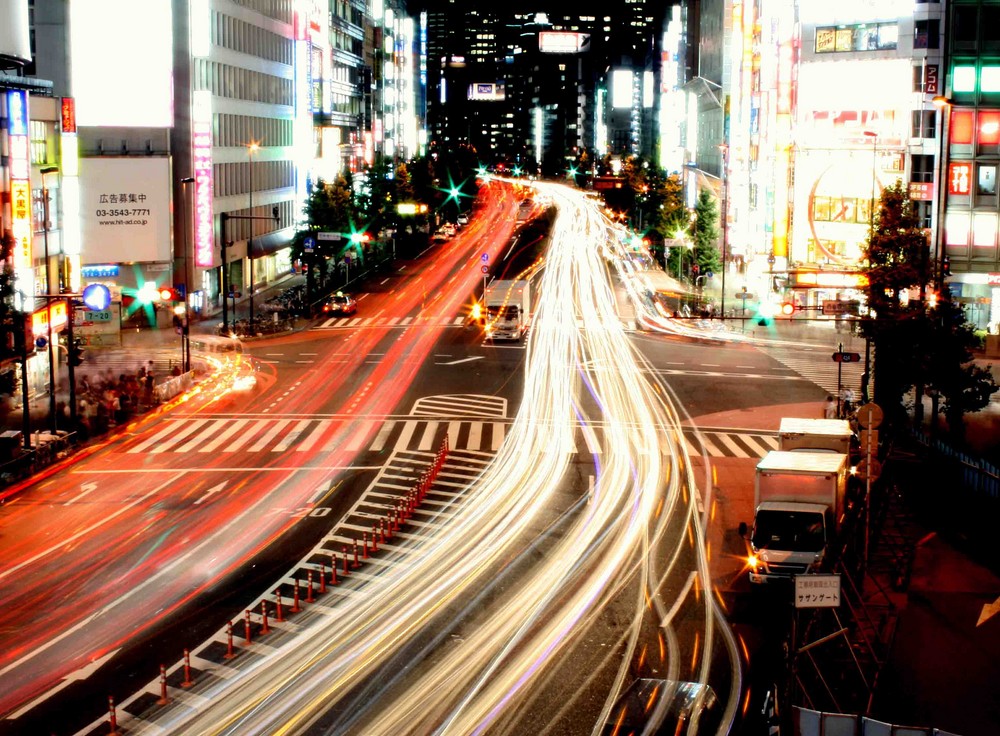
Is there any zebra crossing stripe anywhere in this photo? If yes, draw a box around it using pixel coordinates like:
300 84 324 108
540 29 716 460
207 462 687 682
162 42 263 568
370 421 396 452
128 419 190 454
712 432 750 457
150 420 204 454
296 419 332 452
273 419 312 452
388 317 400 326
742 434 778 455
345 420 376 452
248 419 292 452
346 317 362 327
417 421 439 451
452 317 465 325
467 422 483 449
401 317 413 326
201 418 251 453
491 422 505 451
174 419 226 454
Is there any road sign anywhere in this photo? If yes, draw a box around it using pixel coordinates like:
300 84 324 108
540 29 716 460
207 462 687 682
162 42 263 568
856 402 883 429
82 283 111 311
317 231 342 241
705 270 713 278
480 265 489 274
832 351 862 363
481 253 489 263
855 457 882 482
303 235 316 254
822 300 850 315
859 429 879 451
794 574 841 609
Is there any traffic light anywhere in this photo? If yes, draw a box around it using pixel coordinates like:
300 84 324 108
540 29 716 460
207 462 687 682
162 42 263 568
779 302 796 317
942 255 951 276
68 340 85 367
157 285 185 302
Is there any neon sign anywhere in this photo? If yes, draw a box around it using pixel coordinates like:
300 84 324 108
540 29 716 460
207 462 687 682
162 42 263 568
192 90 214 267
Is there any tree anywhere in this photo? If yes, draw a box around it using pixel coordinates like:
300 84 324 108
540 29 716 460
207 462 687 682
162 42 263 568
859 181 996 436
690 189 722 277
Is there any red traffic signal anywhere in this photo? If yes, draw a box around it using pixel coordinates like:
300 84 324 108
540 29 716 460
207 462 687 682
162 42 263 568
779 302 796 316
157 285 186 302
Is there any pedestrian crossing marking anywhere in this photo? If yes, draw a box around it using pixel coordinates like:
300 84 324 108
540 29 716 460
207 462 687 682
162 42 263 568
249 419 291 452
126 415 780 461
200 418 250 452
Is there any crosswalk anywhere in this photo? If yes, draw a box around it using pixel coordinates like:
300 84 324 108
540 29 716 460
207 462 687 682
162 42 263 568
125 414 779 460
313 315 469 330
763 344 867 397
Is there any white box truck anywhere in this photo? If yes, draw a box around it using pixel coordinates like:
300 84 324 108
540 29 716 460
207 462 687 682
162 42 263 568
778 418 853 454
740 450 849 584
484 280 531 341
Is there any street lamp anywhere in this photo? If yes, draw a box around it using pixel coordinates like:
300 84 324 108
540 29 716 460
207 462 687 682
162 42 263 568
932 95 952 282
718 143 729 319
863 130 878 230
247 141 259 326
40 166 59 432
179 177 194 372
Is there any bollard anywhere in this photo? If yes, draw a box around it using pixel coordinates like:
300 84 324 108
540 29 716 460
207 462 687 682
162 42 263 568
109 695 118 735
352 539 360 568
181 648 194 688
261 600 270 634
372 524 379 552
342 546 350 575
275 589 285 622
320 563 327 594
225 621 235 659
157 663 169 705
292 578 301 612
363 532 370 559
244 609 252 644
383 516 391 541
306 570 315 603
330 555 339 585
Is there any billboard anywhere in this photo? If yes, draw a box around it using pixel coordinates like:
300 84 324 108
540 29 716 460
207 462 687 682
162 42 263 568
69 0 173 126
468 82 506 102
0 0 31 66
79 158 171 264
539 31 589 54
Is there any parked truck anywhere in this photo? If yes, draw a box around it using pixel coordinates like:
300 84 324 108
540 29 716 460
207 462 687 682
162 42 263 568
484 280 531 341
778 417 854 455
740 450 849 584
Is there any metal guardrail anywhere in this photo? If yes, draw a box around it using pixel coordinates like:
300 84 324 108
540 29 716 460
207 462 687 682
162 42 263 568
908 427 1000 500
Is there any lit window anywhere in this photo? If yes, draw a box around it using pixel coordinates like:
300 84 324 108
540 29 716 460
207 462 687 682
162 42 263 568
945 212 970 246
980 111 1000 144
954 65 977 92
973 213 997 247
951 109 976 144
984 67 1000 92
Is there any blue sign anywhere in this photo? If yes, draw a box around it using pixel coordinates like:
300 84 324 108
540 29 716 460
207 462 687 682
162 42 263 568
705 271 713 279
304 235 316 254
6 90 28 136
82 283 112 311
81 264 120 278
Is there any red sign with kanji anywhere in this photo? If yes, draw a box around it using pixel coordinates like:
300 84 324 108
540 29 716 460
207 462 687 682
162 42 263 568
949 162 972 196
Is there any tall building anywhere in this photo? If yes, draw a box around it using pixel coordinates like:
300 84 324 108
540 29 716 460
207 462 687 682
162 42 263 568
937 1 1000 331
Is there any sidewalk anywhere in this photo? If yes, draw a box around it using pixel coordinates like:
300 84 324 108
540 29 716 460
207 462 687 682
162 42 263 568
688 398 996 735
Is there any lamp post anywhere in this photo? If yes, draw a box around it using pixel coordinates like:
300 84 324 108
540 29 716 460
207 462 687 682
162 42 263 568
718 143 729 319
861 131 878 407
40 166 59 432
863 131 878 230
247 141 259 326
932 96 952 282
179 177 194 372
219 212 231 333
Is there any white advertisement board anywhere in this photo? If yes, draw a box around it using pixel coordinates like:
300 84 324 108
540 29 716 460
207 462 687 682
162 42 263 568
79 158 171 264
0 0 31 64
69 0 173 127
467 82 506 101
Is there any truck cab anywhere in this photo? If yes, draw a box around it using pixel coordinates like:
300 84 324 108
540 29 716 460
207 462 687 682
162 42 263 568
741 450 849 584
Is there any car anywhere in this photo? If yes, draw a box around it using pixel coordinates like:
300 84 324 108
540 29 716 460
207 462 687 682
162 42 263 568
457 212 470 226
432 229 449 242
322 292 358 315
442 223 457 237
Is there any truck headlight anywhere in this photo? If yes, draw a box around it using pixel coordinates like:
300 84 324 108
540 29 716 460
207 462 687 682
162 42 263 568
748 554 760 571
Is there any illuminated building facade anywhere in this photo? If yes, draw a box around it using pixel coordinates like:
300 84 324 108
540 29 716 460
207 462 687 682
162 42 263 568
938 1 1000 331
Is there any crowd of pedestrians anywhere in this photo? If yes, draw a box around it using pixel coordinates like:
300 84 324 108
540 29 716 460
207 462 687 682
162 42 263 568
69 363 161 439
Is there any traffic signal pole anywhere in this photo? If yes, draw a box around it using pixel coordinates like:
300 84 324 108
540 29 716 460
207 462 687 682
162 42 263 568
66 298 77 428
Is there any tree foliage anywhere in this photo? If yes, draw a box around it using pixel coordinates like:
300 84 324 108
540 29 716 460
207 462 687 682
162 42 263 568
859 181 997 438
690 189 722 276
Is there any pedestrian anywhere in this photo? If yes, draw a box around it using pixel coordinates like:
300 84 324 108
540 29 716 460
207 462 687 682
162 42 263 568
824 396 837 419
840 387 856 418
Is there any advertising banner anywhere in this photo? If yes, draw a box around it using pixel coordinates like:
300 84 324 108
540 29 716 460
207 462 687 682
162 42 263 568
467 83 506 101
79 158 171 264
0 0 31 64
